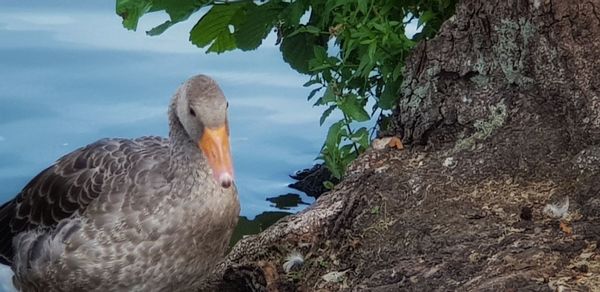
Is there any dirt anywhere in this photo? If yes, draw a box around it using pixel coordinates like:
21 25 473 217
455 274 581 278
208 141 600 291
202 0 600 291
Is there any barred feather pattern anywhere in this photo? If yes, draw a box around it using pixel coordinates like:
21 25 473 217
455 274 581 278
0 75 240 291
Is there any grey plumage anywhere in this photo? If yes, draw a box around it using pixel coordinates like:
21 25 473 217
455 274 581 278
0 75 240 291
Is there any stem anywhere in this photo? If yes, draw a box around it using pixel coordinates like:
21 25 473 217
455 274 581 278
369 108 382 140
342 112 360 154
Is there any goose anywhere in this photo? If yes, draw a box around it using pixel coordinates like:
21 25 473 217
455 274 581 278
0 75 240 291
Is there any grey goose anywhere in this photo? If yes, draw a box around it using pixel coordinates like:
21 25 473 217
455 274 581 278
0 75 240 291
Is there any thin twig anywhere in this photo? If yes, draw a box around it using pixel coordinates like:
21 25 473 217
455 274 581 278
342 112 360 154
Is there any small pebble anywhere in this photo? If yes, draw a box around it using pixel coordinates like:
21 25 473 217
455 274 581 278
443 157 456 168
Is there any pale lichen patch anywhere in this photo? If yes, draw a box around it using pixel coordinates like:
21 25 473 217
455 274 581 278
494 18 536 86
454 101 508 151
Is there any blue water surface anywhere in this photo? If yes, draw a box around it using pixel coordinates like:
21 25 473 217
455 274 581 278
0 2 329 290
0 2 327 216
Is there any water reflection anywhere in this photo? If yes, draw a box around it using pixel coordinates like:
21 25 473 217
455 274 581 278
230 211 291 246
229 193 312 245
266 193 310 210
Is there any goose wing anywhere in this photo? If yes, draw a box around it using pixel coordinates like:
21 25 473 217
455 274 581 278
0 137 168 265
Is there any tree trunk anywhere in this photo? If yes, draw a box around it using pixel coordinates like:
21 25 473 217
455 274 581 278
206 0 600 290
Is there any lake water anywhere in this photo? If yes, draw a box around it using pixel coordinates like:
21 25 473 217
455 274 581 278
0 2 329 290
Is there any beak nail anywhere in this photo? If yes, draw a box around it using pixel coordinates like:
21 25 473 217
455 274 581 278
219 173 233 189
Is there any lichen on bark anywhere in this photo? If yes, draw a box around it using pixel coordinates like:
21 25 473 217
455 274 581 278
454 100 507 151
494 18 536 85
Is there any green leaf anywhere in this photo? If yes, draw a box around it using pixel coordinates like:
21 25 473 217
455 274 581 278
418 10 435 27
339 143 358 169
146 20 175 36
320 143 343 179
357 0 368 14
280 0 309 28
312 97 324 106
234 2 284 51
379 81 400 110
356 54 374 77
372 22 387 33
339 144 355 156
324 156 342 179
359 38 375 45
367 42 377 62
392 63 404 81
327 56 340 66
146 0 206 36
322 86 337 103
313 46 328 62
303 78 321 87
325 121 345 150
151 0 204 20
309 45 329 71
351 127 370 149
320 105 337 125
116 0 152 30
309 62 333 72
280 32 317 74
209 29 237 53
339 95 369 122
189 3 247 53
307 87 323 101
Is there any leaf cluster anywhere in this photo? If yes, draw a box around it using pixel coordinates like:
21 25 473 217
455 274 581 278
116 0 456 183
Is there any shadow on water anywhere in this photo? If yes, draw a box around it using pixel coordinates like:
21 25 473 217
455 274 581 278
230 193 310 246
229 165 333 246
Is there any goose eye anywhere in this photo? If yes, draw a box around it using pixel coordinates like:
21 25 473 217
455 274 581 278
189 108 196 117
226 102 229 109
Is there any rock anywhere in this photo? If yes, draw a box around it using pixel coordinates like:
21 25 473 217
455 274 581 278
288 164 337 199
372 136 404 150
321 271 347 283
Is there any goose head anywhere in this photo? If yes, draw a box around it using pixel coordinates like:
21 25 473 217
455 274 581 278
174 75 234 189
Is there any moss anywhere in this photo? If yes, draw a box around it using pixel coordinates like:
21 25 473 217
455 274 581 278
454 100 508 151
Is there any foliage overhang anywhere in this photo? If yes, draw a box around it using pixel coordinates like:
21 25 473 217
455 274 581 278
116 0 457 183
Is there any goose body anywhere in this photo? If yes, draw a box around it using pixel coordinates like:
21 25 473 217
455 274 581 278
0 75 240 291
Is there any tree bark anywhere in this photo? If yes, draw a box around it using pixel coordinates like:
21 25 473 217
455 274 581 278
206 0 600 290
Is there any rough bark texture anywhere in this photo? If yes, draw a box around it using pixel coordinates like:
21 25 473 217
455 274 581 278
205 0 600 290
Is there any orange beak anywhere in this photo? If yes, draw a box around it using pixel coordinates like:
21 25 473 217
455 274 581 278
198 125 234 188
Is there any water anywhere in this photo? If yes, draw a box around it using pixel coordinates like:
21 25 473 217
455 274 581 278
0 2 329 290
